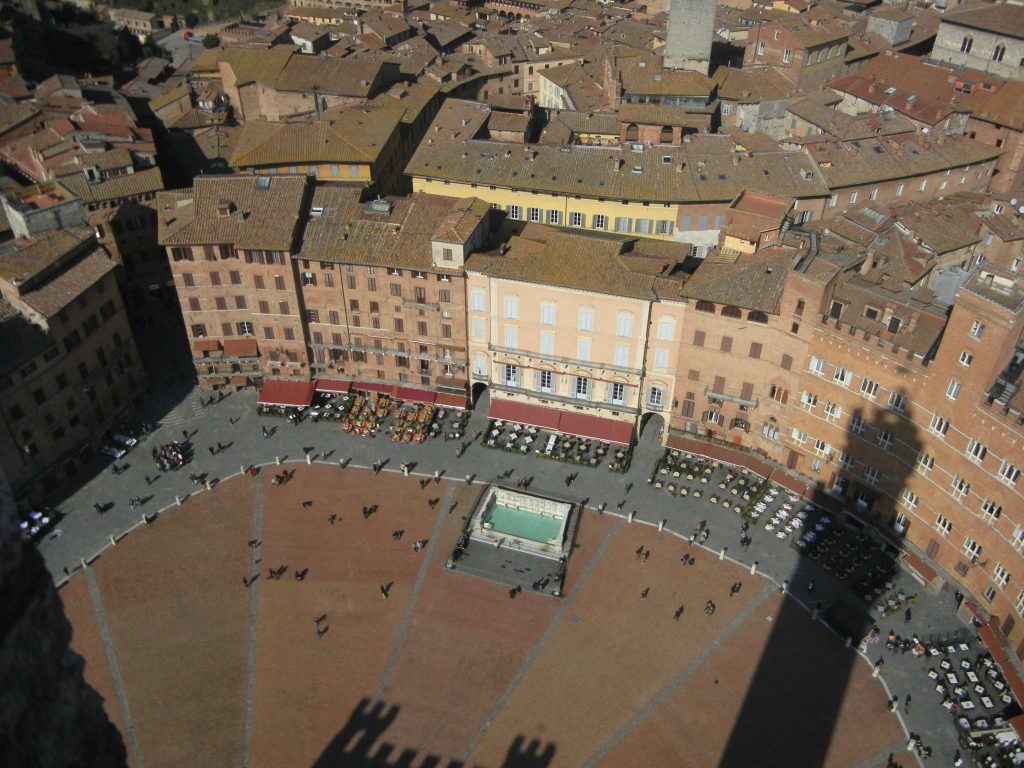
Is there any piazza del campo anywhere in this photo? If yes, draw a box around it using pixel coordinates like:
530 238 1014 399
4 0 1024 764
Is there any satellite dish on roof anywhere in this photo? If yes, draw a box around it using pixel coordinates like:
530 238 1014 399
1011 198 1019 206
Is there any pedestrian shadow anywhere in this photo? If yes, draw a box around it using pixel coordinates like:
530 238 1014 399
311 697 555 768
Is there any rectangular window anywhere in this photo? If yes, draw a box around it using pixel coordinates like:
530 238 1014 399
966 438 987 463
693 330 705 347
936 514 952 537
654 349 669 370
946 380 961 400
809 356 826 376
504 297 519 319
800 390 818 411
963 537 982 563
614 217 631 232
507 205 522 221
824 402 841 422
981 498 1002 524
720 336 733 353
895 183 904 197
575 376 590 399
610 382 625 404
593 214 608 230
390 284 402 298
579 309 594 332
504 364 519 387
505 326 517 349
790 428 807 446
916 451 935 474
995 564 1010 590
547 210 562 226
832 367 852 387
929 415 950 438
887 391 906 412
749 342 762 359
901 489 920 510
614 344 629 367
863 466 881 486
471 290 485 312
578 338 591 362
951 476 970 501
970 321 985 339
540 333 554 356
999 460 1021 487
850 414 866 436
876 429 893 451
527 207 542 223
569 211 584 227
839 452 855 471
860 378 878 400
538 370 553 393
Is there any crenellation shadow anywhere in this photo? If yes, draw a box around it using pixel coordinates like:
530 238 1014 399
313 697 555 768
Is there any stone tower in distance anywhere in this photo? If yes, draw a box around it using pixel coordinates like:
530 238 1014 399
663 0 715 75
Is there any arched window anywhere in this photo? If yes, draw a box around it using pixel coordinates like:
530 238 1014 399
961 35 972 54
748 310 769 324
993 44 1006 62
695 300 715 313
624 123 639 142
659 125 673 143
721 305 742 319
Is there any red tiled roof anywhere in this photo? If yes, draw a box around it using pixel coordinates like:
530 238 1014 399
193 338 221 353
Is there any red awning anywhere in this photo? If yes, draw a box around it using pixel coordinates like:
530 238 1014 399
223 338 258 357
978 623 1010 664
488 399 561 430
353 381 391 395
258 379 316 407
558 412 633 445
436 392 467 409
315 379 350 393
902 552 937 584
396 386 436 404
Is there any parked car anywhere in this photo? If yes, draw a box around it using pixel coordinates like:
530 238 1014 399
112 433 138 450
101 443 126 459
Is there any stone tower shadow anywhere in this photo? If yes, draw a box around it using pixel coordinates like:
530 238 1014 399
718 391 921 767
312 697 556 768
0 477 127 768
